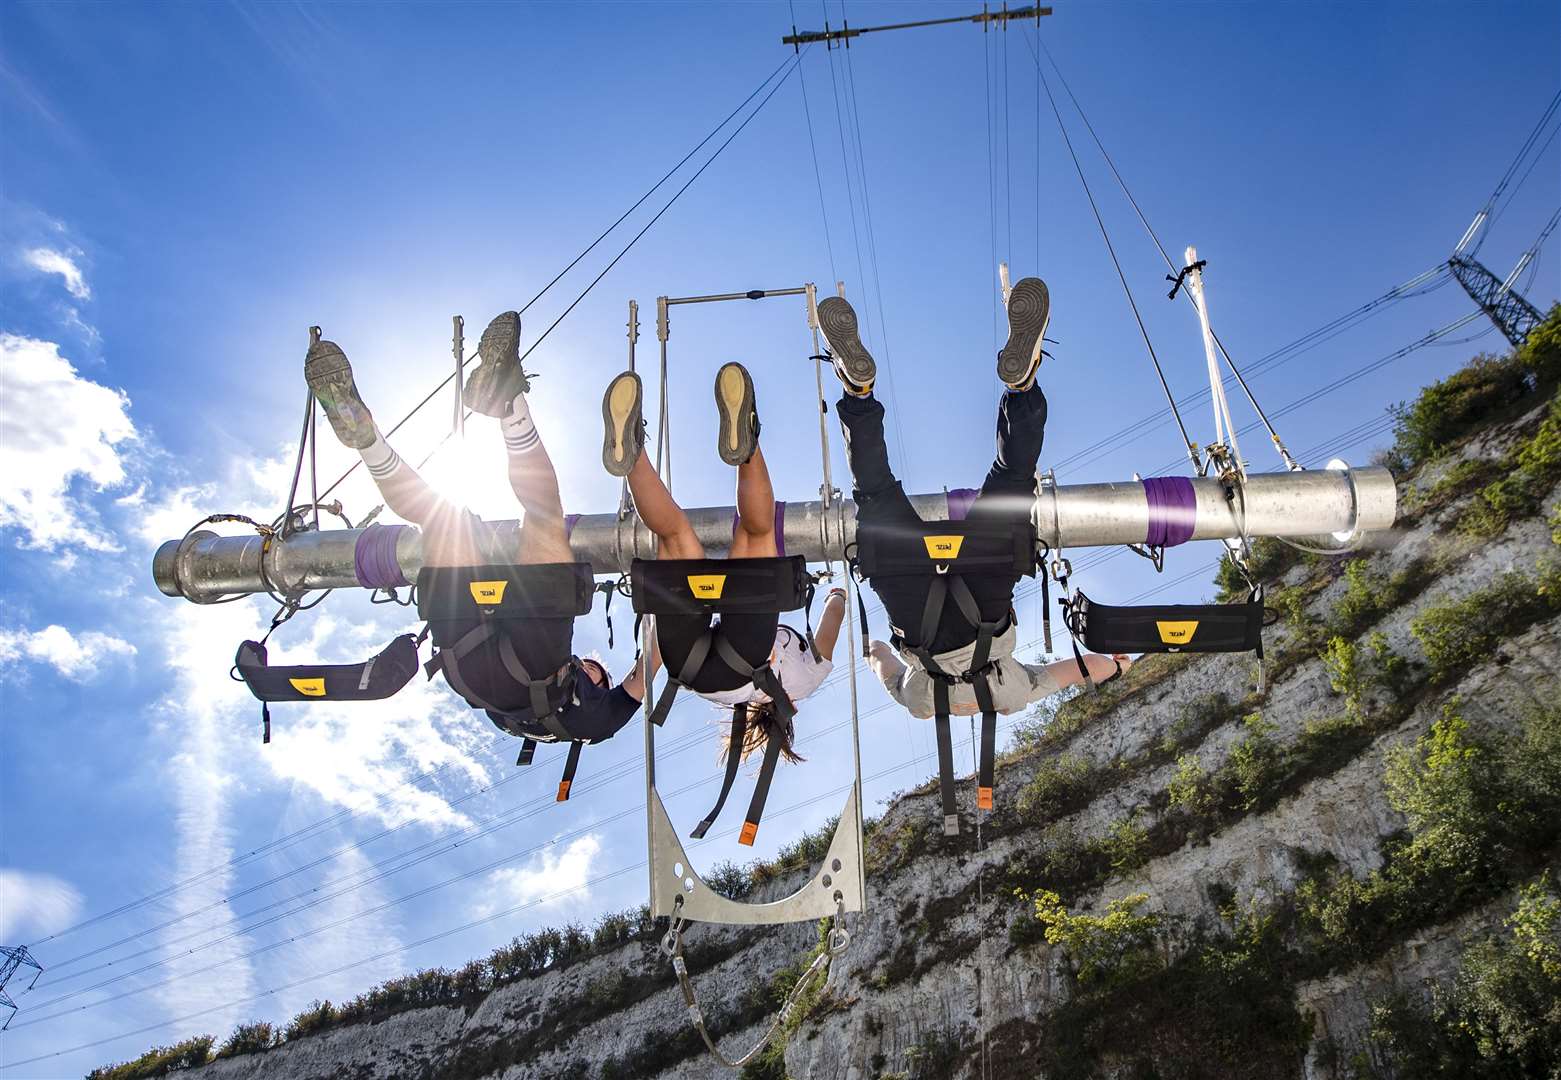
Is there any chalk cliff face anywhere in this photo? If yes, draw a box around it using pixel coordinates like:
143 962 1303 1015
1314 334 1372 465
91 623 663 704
183 374 1560 1079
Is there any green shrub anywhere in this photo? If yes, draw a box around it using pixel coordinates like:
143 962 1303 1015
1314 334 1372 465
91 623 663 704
1352 875 1561 1079
283 1000 337 1041
1224 713 1284 811
1459 392 1561 537
1016 754 1100 823
214 1021 278 1059
86 1037 215 1080
1167 753 1215 815
1104 814 1149 874
1031 890 1164 988
1410 567 1559 680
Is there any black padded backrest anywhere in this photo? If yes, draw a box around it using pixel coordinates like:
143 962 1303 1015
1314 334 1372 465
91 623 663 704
630 556 809 616
234 635 421 703
1072 592 1263 654
416 563 596 622
854 518 1038 579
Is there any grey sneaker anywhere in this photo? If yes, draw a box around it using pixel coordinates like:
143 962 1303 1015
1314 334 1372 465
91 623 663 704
462 311 532 417
997 277 1051 390
601 371 645 477
714 362 761 467
304 340 376 449
816 296 876 396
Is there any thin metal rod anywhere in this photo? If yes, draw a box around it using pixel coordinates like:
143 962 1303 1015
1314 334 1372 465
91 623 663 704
452 315 465 441
783 5 1050 46
665 287 810 306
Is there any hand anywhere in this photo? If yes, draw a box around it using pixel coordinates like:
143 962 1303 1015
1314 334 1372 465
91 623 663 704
1112 653 1133 671
827 587 848 603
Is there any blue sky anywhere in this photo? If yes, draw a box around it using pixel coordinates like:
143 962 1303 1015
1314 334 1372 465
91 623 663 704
1 1 1557 1074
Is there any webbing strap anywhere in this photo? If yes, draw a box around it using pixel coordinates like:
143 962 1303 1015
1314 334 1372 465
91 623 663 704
517 738 538 766
428 624 506 712
648 629 714 727
713 635 796 726
557 740 583 801
690 705 748 840
740 716 786 847
496 638 572 743
976 697 998 813
933 695 959 837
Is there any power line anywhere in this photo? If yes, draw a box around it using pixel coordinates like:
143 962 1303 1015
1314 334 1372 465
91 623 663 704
791 0 839 287
1464 90 1561 256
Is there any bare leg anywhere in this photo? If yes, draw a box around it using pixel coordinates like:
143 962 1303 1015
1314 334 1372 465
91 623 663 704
729 444 778 559
500 395 573 566
626 450 705 560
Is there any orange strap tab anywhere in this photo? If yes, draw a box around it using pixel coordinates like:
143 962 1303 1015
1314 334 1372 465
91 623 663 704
738 821 759 846
977 786 994 810
556 780 572 802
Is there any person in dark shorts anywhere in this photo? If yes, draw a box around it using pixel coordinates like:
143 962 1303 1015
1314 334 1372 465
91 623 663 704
817 282 1126 720
304 311 653 746
600 361 846 763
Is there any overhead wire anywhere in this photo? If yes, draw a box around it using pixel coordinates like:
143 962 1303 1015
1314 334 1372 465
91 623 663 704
1032 32 1200 469
317 52 802 503
790 0 840 288
1467 90 1561 256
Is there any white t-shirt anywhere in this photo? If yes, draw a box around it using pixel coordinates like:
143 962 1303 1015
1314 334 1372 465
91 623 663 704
698 626 833 709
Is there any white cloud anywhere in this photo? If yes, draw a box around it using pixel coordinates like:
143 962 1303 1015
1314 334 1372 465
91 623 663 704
0 624 136 679
22 246 90 300
475 834 602 918
0 869 83 940
0 334 136 552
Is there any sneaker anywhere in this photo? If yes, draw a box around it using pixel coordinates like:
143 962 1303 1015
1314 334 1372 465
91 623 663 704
601 371 645 477
304 339 376 449
997 277 1051 390
462 311 532 417
816 296 876 396
714 362 761 467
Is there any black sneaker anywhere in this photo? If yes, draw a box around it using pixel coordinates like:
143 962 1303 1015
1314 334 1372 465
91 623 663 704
997 277 1051 390
462 311 532 417
816 296 876 396
304 340 376 449
601 371 645 477
714 362 760 467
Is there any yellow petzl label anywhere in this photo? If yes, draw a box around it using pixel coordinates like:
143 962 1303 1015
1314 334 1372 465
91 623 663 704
686 574 727 600
923 535 965 559
289 677 327 697
469 580 508 605
1156 620 1200 645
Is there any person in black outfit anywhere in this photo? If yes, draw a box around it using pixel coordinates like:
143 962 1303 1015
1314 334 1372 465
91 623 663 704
304 311 656 748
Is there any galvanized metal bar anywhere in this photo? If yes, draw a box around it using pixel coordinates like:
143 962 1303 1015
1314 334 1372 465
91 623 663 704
152 466 1397 603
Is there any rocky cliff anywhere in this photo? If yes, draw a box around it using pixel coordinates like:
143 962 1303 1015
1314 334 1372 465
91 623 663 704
99 322 1561 1080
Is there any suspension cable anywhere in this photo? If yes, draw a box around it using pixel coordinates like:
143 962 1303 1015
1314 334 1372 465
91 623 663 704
1033 38 1202 470
317 53 802 502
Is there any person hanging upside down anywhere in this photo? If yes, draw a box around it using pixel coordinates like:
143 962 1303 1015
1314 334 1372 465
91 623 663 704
600 361 847 766
303 311 656 748
818 280 1128 722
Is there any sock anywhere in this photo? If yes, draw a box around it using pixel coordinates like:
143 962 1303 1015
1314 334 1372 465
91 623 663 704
501 392 541 458
360 426 410 483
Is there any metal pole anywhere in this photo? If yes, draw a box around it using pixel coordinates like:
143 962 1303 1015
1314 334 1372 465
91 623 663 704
452 315 465 440
153 467 1397 602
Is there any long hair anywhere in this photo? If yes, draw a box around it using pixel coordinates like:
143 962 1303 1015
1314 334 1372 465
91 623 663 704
721 702 804 765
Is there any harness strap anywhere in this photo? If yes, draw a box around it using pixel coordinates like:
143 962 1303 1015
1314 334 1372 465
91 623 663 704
557 740 583 802
690 704 749 840
800 581 822 661
740 715 787 847
516 738 538 767
427 623 506 711
712 634 796 725
262 703 271 745
932 687 959 837
495 637 572 743
974 675 998 811
649 628 713 727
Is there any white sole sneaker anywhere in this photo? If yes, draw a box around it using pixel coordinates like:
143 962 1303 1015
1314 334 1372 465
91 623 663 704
817 296 876 395
998 277 1050 389
601 371 644 477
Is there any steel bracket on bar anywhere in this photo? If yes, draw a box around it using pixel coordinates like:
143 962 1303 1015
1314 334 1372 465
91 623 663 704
648 786 864 922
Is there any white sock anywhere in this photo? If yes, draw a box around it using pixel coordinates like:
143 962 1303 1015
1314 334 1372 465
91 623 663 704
360 426 410 483
501 392 541 458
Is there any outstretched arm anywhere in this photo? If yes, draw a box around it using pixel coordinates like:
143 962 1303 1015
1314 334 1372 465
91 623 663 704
1045 652 1132 692
810 588 849 661
621 630 664 703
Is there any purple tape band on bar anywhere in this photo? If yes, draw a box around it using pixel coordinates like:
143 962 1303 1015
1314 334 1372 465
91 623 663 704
1143 476 1197 548
945 488 979 522
355 523 411 589
564 513 580 538
728 501 786 557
